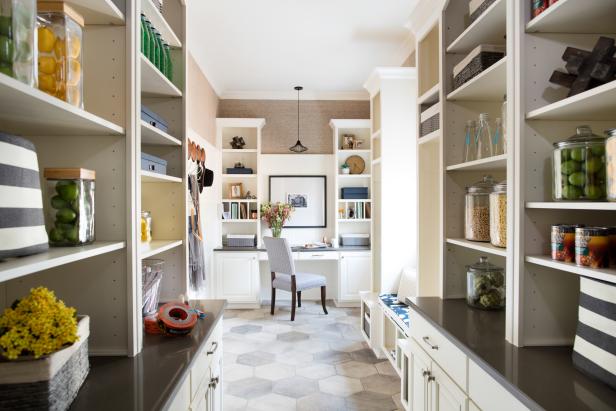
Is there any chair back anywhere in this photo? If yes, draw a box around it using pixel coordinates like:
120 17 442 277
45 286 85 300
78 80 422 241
263 237 295 275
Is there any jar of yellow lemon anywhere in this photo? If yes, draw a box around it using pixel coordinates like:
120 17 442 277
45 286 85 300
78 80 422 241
37 2 83 108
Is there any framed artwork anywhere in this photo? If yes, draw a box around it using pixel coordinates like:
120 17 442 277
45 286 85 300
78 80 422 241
269 175 326 228
229 182 243 199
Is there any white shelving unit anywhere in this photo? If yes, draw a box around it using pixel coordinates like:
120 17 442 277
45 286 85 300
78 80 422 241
446 57 507 102
140 240 183 259
68 0 125 25
141 120 182 146
140 55 183 97
446 154 507 171
446 0 506 53
525 0 616 34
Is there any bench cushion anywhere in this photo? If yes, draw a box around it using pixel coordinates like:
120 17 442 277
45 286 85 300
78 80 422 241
273 272 326 291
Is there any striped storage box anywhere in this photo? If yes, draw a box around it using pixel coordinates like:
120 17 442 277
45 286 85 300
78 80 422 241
572 277 616 390
0 133 48 259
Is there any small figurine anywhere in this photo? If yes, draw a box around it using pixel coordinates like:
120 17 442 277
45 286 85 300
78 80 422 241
230 136 246 149
244 191 257 199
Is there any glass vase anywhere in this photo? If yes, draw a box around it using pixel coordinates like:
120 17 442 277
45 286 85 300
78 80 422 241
271 226 282 238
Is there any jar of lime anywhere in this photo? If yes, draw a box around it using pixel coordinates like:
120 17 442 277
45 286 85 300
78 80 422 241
44 168 95 246
37 2 83 108
553 126 606 201
0 0 37 86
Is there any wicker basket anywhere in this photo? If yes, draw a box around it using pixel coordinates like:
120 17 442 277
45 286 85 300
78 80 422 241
469 0 498 24
453 45 505 90
0 316 90 411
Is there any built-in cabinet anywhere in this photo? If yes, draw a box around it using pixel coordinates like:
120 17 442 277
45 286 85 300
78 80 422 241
338 252 371 305
214 252 260 308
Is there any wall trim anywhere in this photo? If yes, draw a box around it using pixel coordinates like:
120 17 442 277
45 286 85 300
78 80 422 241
219 90 370 101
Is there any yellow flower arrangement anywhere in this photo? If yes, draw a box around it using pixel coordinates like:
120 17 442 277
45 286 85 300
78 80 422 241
0 287 78 360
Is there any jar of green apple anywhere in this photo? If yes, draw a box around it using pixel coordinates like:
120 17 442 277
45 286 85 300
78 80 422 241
553 126 606 201
44 168 95 246
466 256 505 310
606 128 616 201
0 0 37 85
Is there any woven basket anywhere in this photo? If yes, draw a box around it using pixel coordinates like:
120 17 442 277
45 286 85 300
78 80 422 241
0 316 90 411
453 52 504 90
420 113 440 137
469 0 498 24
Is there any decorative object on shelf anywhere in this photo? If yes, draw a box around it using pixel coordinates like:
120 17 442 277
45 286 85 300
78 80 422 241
353 139 364 149
141 152 168 175
141 210 152 242
340 233 370 247
44 168 95 247
141 13 173 81
0 0 37 86
142 259 163 316
229 182 243 199
345 155 366 174
469 0 497 23
37 2 84 108
420 103 439 137
531 0 548 18
141 105 169 133
229 136 246 149
552 126 606 201
0 133 48 259
289 86 308 153
341 163 350 174
227 234 257 247
244 190 256 199
465 175 494 242
463 120 477 162
270 175 326 228
606 128 616 201
549 37 616 98
575 227 609 269
0 287 88 410
489 181 506 248
342 134 356 149
573 277 616 391
551 224 580 263
226 161 253 174
466 256 505 310
341 186 368 199
260 201 294 238
453 44 505 90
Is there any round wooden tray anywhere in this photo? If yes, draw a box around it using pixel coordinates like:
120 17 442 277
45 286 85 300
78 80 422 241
345 155 365 174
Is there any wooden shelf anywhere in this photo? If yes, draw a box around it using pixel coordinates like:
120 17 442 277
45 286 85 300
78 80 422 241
419 130 441 145
222 199 258 202
447 57 507 102
339 219 371 223
446 154 507 171
418 84 440 105
526 202 616 210
68 0 125 25
526 0 616 34
141 170 182 183
222 219 258 223
339 174 372 178
0 73 124 136
141 120 181 146
140 240 183 259
140 55 182 97
446 0 506 54
142 0 182 47
526 80 616 121
222 174 256 178
446 238 507 257
222 149 258 153
526 256 616 285
0 242 125 283
338 149 371 154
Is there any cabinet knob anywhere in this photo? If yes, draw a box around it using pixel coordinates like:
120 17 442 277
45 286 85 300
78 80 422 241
428 375 436 383
422 370 430 377
209 376 219 389
422 336 439 350
207 341 219 355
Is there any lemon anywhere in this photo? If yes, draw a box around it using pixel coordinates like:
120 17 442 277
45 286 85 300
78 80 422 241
68 34 81 58
54 39 65 59
38 56 56 74
38 26 56 53
38 73 56 93
67 58 80 86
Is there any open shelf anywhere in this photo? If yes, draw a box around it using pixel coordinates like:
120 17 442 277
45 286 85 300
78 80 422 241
339 174 372 178
140 240 183 259
0 242 126 283
140 55 182 97
526 202 616 211
446 154 507 171
338 199 372 202
222 149 258 153
222 174 256 179
222 219 258 223
526 80 616 121
446 238 507 257
419 130 441 145
447 57 507 102
338 149 371 154
526 256 616 285
142 0 182 48
526 0 616 34
68 0 125 25
222 199 258 203
339 219 371 223
0 73 124 136
141 170 182 183
141 120 181 146
418 84 440 105
446 0 506 54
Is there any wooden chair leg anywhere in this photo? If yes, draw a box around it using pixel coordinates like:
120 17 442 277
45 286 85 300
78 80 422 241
270 288 276 315
321 286 328 315
291 276 297 321
297 291 302 307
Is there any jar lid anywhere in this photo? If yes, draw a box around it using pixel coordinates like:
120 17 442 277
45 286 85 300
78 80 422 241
575 226 609 236
466 175 495 194
468 256 503 273
44 168 95 180
37 2 85 27
552 224 583 233
493 180 507 192
606 128 616 138
553 125 605 148
141 210 151 216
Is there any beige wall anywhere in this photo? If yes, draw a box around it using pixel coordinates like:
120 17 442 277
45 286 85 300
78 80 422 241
218 99 370 154
187 53 219 146
402 50 417 67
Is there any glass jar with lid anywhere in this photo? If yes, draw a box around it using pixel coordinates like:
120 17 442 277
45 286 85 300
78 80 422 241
606 128 616 201
141 211 152 242
0 0 37 86
553 126 606 201
489 181 506 248
465 175 494 242
466 256 505 310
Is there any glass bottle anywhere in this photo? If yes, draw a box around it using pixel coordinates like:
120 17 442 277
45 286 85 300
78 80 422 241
493 118 505 156
501 94 507 153
163 42 173 81
464 120 477 163
155 31 164 73
147 21 157 64
140 14 149 57
476 113 493 159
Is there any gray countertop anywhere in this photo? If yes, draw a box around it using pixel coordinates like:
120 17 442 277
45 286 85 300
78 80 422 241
406 297 616 411
214 245 370 252
70 300 226 411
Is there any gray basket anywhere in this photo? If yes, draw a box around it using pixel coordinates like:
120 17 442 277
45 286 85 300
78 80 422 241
227 235 256 247
470 0 498 24
340 234 370 247
420 112 440 137
453 53 504 90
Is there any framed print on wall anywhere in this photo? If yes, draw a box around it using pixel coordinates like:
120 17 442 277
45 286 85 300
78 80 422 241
269 175 326 228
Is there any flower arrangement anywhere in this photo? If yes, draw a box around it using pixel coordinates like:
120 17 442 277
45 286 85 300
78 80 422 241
0 287 78 360
260 202 294 237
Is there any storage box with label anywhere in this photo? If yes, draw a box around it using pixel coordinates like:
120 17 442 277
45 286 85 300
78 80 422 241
141 106 169 133
141 152 168 175
341 187 369 199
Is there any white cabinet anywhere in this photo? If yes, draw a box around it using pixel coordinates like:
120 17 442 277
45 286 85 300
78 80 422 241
214 252 260 307
338 252 372 305
430 362 467 411
408 338 432 411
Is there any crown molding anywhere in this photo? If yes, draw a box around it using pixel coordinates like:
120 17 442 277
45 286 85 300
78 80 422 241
219 90 370 101
363 67 417 96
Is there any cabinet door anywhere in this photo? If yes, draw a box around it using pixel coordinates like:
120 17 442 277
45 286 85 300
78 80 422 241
189 373 209 411
215 253 259 303
339 252 372 302
409 339 431 411
430 362 467 411
209 354 223 411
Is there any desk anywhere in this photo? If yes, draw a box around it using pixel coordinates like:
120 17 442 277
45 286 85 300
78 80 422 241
213 246 371 308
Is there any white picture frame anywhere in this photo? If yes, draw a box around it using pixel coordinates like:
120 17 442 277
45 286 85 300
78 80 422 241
269 175 326 228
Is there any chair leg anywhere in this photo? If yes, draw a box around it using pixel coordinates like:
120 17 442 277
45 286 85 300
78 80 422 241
270 287 276 315
297 291 302 307
291 290 296 321
321 286 328 315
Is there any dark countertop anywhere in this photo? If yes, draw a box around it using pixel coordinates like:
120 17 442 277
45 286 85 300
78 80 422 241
214 245 370 252
406 297 616 411
70 300 226 411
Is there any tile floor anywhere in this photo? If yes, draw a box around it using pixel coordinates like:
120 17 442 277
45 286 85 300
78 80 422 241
223 301 402 411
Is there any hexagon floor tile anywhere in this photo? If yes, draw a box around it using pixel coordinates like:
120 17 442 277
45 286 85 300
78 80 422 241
273 376 319 398
318 375 364 397
335 361 378 379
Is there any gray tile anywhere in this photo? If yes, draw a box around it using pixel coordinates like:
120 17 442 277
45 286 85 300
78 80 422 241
318 375 363 397
313 350 352 364
237 351 276 367
247 393 296 411
230 324 263 334
226 377 273 399
277 331 310 342
346 391 397 411
296 363 336 380
325 322 357 334
350 348 382 364
336 361 378 379
375 361 398 377
360 374 401 395
297 392 347 411
272 375 319 399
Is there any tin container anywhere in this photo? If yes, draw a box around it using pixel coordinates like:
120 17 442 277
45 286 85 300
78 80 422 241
551 224 581 263
575 227 609 268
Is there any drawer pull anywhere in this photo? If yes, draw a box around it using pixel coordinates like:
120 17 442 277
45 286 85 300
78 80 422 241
422 336 439 350
427 375 435 383
422 370 430 377
207 341 219 355
209 376 219 389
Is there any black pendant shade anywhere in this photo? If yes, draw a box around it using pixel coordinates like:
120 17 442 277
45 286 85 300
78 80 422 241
289 86 308 153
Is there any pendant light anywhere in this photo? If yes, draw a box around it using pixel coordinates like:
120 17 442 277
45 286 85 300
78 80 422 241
289 86 308 153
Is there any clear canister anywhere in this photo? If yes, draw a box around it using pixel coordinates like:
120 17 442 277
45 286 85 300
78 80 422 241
141 211 152 242
0 0 37 85
489 181 506 248
37 2 83 108
606 128 616 201
44 168 95 246
466 256 505 310
142 259 163 316
465 175 494 242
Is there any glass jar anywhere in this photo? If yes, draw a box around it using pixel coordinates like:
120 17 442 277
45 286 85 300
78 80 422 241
142 259 163 316
606 128 616 201
466 256 505 310
37 2 84 108
575 227 609 268
475 113 493 160
44 168 95 246
608 227 616 267
551 224 581 263
0 0 37 85
465 175 494 242
553 126 606 201
141 211 152 242
489 181 506 248
463 120 476 163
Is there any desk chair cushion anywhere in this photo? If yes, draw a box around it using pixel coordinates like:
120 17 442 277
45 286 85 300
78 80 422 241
272 272 326 291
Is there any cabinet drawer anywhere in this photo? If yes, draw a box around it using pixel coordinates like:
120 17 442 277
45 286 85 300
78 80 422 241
409 309 467 390
297 252 339 260
468 360 529 411
191 320 223 401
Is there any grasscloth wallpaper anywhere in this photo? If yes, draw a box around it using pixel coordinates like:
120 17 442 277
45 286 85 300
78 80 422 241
218 99 370 154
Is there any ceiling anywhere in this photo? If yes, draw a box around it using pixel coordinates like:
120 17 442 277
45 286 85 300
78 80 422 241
187 0 417 99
